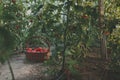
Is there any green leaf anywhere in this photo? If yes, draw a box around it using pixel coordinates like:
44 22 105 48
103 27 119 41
0 27 17 51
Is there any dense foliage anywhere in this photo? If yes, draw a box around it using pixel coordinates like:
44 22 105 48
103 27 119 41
0 0 120 79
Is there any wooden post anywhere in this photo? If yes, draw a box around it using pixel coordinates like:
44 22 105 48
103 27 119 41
98 0 108 60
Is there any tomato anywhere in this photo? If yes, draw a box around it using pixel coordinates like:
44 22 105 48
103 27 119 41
30 20 33 23
26 48 32 50
16 25 19 29
26 48 33 53
31 50 36 53
82 14 89 19
35 47 42 52
104 31 110 35
26 47 48 53
12 0 16 4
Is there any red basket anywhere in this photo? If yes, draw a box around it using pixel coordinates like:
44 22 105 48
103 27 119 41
25 36 50 62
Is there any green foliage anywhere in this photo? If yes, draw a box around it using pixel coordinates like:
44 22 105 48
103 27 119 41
0 27 17 63
0 27 16 50
108 27 120 72
26 1 99 79
105 0 120 19
0 0 28 62
105 0 120 33
0 0 120 79
105 0 120 72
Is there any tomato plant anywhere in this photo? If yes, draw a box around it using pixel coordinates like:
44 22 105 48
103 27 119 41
0 0 120 79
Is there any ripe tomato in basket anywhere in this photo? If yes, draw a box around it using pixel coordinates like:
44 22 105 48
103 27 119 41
26 48 32 50
31 50 37 53
35 47 42 52
26 48 33 53
34 47 48 53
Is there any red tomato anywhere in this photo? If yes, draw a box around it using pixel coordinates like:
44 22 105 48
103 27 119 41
26 48 32 50
104 31 110 35
27 50 31 53
35 47 42 52
34 47 49 53
30 20 33 23
16 25 20 29
31 50 36 53
26 48 33 53
12 0 16 4
82 14 89 19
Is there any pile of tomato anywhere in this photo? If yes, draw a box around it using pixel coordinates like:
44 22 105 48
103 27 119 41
26 47 49 53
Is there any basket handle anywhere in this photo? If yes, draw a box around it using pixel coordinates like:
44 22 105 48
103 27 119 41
25 36 50 51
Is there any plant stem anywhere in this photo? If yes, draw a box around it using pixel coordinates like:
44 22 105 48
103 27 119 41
61 0 70 71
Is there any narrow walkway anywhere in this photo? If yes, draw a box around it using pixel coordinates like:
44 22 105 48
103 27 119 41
0 53 49 80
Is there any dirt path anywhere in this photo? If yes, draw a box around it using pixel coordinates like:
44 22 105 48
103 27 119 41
0 53 49 80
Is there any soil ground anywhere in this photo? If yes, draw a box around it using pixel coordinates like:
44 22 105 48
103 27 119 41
0 49 119 80
0 53 50 80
